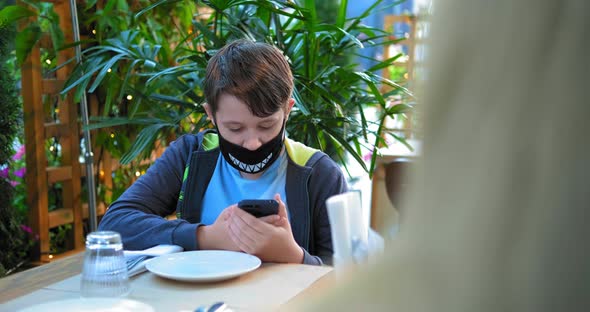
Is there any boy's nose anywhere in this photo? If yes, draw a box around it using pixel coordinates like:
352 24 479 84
242 136 263 151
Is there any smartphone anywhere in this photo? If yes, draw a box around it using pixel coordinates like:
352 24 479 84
237 199 279 218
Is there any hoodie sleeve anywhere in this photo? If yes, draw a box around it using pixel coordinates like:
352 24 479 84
98 135 203 251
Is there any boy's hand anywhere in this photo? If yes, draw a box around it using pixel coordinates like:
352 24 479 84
226 194 304 263
196 206 241 251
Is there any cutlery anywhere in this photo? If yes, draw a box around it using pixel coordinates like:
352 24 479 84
126 255 150 271
194 301 228 312
208 302 227 312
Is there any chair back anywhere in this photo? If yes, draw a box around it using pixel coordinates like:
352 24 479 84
384 158 413 214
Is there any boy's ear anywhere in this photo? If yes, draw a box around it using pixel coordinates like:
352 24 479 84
285 98 295 121
203 103 215 126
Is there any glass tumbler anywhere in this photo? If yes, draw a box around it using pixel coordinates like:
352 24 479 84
80 231 130 298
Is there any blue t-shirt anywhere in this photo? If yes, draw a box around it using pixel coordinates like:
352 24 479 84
200 149 288 225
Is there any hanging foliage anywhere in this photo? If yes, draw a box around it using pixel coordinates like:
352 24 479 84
0 8 34 277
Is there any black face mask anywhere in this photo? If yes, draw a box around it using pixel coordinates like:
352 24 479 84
217 122 285 174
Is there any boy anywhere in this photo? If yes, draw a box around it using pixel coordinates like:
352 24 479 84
99 39 347 265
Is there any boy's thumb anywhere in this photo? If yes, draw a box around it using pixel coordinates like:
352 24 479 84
275 193 288 218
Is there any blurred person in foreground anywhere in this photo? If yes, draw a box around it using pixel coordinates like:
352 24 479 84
287 0 589 311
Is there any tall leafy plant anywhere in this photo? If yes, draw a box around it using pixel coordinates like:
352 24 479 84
62 0 413 176
0 3 34 277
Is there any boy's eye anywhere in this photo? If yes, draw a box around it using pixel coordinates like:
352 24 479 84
228 128 242 132
259 123 275 130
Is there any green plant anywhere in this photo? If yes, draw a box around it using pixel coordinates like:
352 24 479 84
49 224 72 254
0 1 63 65
62 0 414 177
1 1 69 269
0 5 35 277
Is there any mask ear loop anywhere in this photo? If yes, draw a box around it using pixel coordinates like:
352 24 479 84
279 117 287 142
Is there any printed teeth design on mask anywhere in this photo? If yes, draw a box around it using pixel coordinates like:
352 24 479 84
229 153 273 173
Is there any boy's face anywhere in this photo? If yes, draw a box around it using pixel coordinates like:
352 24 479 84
205 93 294 150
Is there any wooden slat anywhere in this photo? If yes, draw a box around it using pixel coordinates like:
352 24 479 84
381 14 417 137
83 202 107 219
78 163 101 177
22 30 51 260
44 122 70 138
38 33 53 50
20 0 92 261
48 203 106 229
102 151 114 204
46 247 85 262
46 166 72 183
384 14 415 25
41 79 65 95
53 0 84 250
48 208 74 228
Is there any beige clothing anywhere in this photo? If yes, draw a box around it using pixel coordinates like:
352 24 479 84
289 0 590 311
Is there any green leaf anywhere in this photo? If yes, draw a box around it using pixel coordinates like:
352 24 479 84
134 0 182 20
368 53 403 72
60 56 107 94
386 103 412 115
386 132 414 152
0 5 36 25
149 94 197 107
120 123 171 164
83 117 166 130
292 88 311 116
317 123 368 173
88 54 126 93
313 23 363 49
192 19 224 47
370 72 416 99
345 0 384 32
45 6 64 52
85 0 98 10
117 59 143 105
302 0 317 24
15 24 42 65
336 0 347 29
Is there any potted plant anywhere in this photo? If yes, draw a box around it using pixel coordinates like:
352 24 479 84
62 0 414 178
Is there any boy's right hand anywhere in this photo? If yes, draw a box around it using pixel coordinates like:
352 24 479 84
196 205 283 251
196 206 241 251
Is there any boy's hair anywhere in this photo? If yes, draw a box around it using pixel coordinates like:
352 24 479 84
204 39 294 117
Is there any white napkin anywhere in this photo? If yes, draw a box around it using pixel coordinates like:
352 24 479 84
326 192 383 270
124 244 183 277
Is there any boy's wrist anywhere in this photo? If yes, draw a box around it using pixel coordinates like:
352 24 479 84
196 225 212 250
286 243 304 264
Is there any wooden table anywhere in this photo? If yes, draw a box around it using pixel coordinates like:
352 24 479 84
0 252 333 311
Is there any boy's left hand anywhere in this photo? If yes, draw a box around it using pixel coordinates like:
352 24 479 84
226 193 304 263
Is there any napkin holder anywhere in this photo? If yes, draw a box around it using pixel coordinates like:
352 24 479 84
326 192 384 274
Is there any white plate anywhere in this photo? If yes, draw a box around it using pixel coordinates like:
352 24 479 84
146 250 261 282
18 298 154 312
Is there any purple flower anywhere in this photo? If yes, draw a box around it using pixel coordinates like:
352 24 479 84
20 224 33 234
13 167 26 178
12 145 25 161
363 150 374 162
10 180 20 187
0 167 8 179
